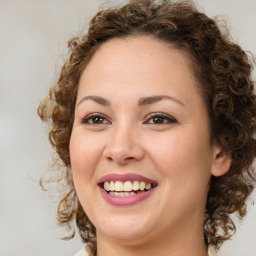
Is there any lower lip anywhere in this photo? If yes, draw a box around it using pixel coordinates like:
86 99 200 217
99 186 156 206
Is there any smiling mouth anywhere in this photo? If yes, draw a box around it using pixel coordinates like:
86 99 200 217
100 180 157 197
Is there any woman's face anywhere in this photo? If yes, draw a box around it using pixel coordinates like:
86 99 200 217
70 36 221 244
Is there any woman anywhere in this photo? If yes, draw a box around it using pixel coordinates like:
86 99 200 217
38 1 256 256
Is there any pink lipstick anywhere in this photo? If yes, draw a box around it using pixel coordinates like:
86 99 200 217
98 173 157 206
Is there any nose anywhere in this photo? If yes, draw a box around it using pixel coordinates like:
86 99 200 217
103 124 145 165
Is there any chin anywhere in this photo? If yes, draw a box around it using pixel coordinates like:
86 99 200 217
95 214 156 244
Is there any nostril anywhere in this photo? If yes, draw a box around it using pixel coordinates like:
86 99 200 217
125 157 135 161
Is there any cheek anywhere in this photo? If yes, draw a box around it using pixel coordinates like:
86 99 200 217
147 130 212 216
69 131 101 183
69 131 105 217
147 128 212 182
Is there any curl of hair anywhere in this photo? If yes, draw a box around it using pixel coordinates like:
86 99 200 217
38 0 256 251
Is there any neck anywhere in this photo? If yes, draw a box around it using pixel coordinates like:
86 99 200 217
96 220 207 256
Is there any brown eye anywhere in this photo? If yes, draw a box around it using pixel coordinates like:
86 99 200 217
91 116 105 124
81 114 111 125
152 116 165 124
146 113 177 124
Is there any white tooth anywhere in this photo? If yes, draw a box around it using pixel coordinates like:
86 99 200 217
124 181 133 191
145 183 152 190
139 181 146 191
115 181 123 191
131 192 136 195
133 181 140 191
110 181 115 191
119 192 125 197
124 192 130 196
109 191 115 196
114 192 119 196
104 181 110 191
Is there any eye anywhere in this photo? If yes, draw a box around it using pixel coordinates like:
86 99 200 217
81 113 111 125
145 112 177 124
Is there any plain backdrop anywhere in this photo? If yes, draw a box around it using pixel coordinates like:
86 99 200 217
0 1 255 256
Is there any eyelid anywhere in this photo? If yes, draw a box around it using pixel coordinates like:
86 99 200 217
144 112 177 124
80 113 111 125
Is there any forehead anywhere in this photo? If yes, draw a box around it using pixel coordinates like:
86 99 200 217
78 36 198 96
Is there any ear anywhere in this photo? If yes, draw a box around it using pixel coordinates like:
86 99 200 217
211 144 232 177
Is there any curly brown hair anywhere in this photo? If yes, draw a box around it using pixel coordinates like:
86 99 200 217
38 0 256 251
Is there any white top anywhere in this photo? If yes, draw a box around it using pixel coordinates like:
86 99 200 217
75 246 218 256
74 247 89 256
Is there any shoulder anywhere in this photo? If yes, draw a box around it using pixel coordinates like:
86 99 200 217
208 246 218 256
74 247 89 256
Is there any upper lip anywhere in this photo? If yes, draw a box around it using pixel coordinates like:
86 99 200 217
98 173 157 185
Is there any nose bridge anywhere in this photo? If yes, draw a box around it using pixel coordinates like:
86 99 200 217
103 119 144 163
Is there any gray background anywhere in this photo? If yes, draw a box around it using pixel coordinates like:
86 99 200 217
0 1 255 256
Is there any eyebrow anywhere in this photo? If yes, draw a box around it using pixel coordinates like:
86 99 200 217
138 95 184 107
77 96 111 106
77 95 184 107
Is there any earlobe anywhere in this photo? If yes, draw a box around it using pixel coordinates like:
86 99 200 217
211 145 232 177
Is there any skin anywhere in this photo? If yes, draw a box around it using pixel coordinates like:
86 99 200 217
70 36 231 256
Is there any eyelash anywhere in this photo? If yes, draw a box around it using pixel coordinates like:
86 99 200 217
80 112 177 125
81 113 111 125
144 112 177 125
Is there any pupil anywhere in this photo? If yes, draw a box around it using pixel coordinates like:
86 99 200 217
94 117 103 123
153 117 163 123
